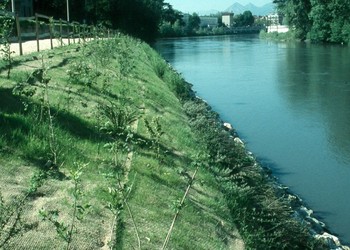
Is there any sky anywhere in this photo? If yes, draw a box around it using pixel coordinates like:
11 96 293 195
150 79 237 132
165 0 273 13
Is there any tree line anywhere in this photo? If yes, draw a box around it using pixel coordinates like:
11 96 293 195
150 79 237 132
159 10 257 38
28 0 258 41
31 0 164 43
274 0 350 44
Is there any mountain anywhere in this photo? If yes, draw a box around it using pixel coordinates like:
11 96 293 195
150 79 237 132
225 2 275 16
197 9 221 15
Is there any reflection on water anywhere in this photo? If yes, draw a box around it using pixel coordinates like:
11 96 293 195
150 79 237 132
155 36 350 244
280 44 350 164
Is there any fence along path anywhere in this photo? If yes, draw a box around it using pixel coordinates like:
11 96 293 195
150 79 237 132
1 10 113 56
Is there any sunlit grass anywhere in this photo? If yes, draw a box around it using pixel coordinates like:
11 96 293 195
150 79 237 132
0 35 243 249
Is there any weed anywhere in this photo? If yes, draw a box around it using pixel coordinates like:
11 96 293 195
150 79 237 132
100 102 138 139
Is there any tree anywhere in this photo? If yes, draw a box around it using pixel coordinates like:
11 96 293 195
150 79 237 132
273 0 312 41
32 0 165 43
162 3 183 25
186 13 200 34
274 0 350 44
233 11 254 27
329 0 350 43
309 0 331 42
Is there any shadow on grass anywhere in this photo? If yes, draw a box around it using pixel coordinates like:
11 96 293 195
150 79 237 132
0 88 24 113
1 87 105 142
54 110 101 142
50 58 72 70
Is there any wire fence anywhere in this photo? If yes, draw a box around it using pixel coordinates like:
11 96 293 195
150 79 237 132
0 10 114 55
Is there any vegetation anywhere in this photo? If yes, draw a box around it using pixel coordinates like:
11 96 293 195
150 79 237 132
233 11 255 27
21 0 164 42
0 31 333 249
0 0 14 78
274 0 350 44
159 11 261 38
0 34 245 249
259 29 297 42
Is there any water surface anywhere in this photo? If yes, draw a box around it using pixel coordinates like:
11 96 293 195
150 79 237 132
155 35 350 244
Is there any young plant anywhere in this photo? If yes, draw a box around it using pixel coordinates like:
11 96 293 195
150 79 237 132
104 184 123 250
0 170 47 248
66 60 100 88
0 0 15 79
161 157 203 250
39 162 90 250
40 58 59 166
103 167 140 250
144 116 165 162
114 38 136 81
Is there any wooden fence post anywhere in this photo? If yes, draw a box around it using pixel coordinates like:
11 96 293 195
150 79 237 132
68 23 71 45
77 24 81 43
15 13 23 55
59 19 63 46
73 23 75 44
35 13 39 52
49 18 53 50
81 25 84 42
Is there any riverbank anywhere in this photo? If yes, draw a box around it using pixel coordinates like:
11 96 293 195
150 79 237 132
181 94 350 249
1 35 244 249
0 34 348 249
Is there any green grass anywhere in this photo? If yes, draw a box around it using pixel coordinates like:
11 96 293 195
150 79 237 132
0 36 244 249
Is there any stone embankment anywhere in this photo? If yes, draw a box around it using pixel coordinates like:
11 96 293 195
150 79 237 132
223 121 350 250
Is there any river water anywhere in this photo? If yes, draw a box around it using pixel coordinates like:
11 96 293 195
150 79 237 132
155 35 350 244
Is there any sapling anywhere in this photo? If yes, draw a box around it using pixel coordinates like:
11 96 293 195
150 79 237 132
105 184 123 250
36 56 59 166
0 0 15 79
144 116 165 163
115 38 136 81
40 162 90 250
0 170 47 247
103 168 140 250
116 173 141 250
161 155 205 250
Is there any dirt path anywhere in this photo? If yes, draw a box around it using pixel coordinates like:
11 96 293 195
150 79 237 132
10 38 93 56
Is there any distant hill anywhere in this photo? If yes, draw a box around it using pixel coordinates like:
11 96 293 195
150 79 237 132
225 2 275 16
197 9 220 16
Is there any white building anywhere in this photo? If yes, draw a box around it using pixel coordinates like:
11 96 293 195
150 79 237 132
267 13 289 33
267 13 279 25
222 12 234 27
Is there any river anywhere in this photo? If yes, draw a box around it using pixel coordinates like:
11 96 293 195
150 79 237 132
155 35 350 244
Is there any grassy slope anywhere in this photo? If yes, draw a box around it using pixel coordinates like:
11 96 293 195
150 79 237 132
0 36 244 249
